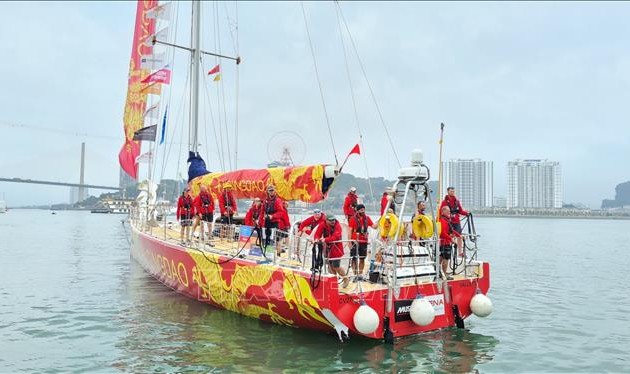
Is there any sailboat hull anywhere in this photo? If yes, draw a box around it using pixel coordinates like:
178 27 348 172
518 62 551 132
130 224 490 341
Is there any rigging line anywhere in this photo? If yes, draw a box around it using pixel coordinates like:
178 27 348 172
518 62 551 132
334 4 376 210
221 1 239 55
202 69 225 171
0 121 118 140
159 0 182 181
215 1 233 171
234 1 240 169
211 3 227 171
300 2 339 165
160 70 190 181
155 0 181 184
336 2 401 168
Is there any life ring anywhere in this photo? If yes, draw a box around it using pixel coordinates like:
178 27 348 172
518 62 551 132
412 214 434 239
379 214 403 239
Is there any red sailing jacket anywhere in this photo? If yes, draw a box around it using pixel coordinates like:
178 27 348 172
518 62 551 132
177 195 194 219
380 193 396 215
343 193 358 217
298 214 326 234
218 191 237 216
245 203 264 227
439 215 461 247
263 195 285 223
349 214 374 243
194 192 214 215
314 220 344 259
440 195 469 225
277 209 291 231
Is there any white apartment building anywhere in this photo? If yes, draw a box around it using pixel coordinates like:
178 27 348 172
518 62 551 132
441 159 493 208
507 159 562 209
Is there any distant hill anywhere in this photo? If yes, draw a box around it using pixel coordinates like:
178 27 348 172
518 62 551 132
601 181 630 209
318 173 438 212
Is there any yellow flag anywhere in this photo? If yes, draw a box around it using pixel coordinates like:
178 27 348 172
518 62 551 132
213 74 221 82
141 81 162 95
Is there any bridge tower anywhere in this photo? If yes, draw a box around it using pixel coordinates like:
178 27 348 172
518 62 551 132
78 142 86 202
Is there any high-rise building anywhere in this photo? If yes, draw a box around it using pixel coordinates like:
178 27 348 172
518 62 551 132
441 159 493 208
507 159 562 209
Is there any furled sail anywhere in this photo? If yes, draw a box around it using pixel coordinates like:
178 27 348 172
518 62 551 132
118 0 157 179
190 164 337 204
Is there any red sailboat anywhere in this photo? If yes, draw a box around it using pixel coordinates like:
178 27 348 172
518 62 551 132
122 0 492 342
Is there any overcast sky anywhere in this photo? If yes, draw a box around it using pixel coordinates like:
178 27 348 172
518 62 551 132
1 1 629 208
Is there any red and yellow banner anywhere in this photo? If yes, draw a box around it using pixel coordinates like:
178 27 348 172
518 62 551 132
191 165 331 203
119 0 157 179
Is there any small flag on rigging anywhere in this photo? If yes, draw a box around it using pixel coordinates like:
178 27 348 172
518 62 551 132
140 53 166 69
213 74 221 82
133 124 158 141
143 102 160 120
340 143 361 170
135 151 153 164
146 2 171 20
160 105 168 145
141 65 171 84
207 64 220 75
140 81 162 95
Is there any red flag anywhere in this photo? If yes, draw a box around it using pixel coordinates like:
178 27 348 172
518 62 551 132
207 64 220 75
347 143 360 157
339 143 360 170
141 66 171 84
119 139 140 179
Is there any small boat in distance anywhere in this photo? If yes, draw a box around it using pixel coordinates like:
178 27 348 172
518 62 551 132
91 198 134 214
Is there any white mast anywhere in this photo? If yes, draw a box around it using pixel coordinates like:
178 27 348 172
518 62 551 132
190 0 201 153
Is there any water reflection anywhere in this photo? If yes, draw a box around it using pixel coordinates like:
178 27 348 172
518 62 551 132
114 262 498 372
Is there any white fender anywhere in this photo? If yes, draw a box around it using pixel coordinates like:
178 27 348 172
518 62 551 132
470 293 493 318
410 297 435 326
353 304 379 335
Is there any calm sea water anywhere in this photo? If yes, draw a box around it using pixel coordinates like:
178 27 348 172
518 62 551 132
1 210 629 372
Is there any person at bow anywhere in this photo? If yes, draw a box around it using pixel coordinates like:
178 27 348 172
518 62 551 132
192 185 214 243
380 187 395 215
439 205 461 280
176 187 195 245
245 197 264 246
348 204 378 277
343 186 358 223
440 186 469 256
218 183 237 224
314 214 350 288
262 185 285 250
297 208 326 236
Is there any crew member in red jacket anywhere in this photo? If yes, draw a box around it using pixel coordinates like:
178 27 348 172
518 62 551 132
218 183 237 224
440 186 469 256
245 197 264 246
297 208 325 236
177 187 195 244
192 185 214 242
262 185 285 249
380 187 395 215
343 186 358 222
245 198 264 227
348 204 378 276
439 206 461 280
314 214 350 288
275 201 291 256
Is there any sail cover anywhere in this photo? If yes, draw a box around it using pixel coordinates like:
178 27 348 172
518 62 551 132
190 165 336 204
118 0 157 179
